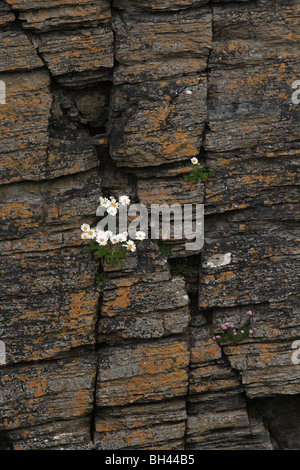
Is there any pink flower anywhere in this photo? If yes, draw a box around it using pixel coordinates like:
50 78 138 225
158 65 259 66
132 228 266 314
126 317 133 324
249 329 253 334
230 324 234 328
213 336 216 340
241 330 244 334
247 310 253 315
216 335 221 339
233 332 237 335
221 324 227 330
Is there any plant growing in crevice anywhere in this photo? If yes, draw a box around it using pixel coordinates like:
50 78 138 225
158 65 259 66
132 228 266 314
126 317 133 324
158 241 172 258
81 195 146 272
171 259 190 276
213 310 254 345
95 273 109 287
85 239 128 269
184 158 214 183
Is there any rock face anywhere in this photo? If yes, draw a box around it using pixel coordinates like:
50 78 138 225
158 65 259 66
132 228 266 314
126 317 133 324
0 0 299 450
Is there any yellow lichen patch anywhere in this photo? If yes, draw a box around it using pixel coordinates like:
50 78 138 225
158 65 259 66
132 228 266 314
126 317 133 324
137 342 189 376
71 389 91 417
99 370 188 407
16 369 47 400
217 270 235 282
102 288 132 315
191 340 221 364
141 104 170 131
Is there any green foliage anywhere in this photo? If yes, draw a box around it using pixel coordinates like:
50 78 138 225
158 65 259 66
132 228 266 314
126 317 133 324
158 242 172 258
216 325 250 345
95 273 109 287
85 240 127 268
184 164 214 183
171 260 189 276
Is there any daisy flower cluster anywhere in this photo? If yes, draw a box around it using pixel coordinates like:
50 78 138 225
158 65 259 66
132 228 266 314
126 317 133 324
81 224 139 252
80 195 146 257
99 195 130 217
213 310 254 344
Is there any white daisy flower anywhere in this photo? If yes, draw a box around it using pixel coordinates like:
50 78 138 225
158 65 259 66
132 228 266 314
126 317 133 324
135 231 146 241
109 199 119 210
96 232 108 246
117 233 127 243
100 197 111 209
125 240 136 252
191 157 198 165
107 206 118 216
81 223 90 232
87 228 96 239
119 195 131 206
105 230 113 239
81 232 89 240
110 234 119 244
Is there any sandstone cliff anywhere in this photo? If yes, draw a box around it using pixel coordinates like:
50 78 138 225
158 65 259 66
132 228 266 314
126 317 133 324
0 0 299 450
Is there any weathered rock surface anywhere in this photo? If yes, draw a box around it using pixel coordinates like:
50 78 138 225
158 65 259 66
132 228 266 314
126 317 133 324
0 0 299 451
6 0 111 31
0 352 96 433
94 399 187 450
